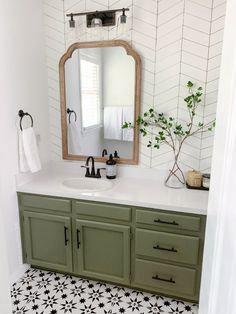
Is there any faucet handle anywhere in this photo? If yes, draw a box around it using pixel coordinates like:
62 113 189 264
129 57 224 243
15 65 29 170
96 168 106 178
81 165 90 177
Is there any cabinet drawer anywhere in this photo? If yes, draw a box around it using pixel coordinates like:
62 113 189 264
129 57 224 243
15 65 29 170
136 229 199 265
20 194 71 213
136 209 200 232
75 201 131 222
134 258 196 296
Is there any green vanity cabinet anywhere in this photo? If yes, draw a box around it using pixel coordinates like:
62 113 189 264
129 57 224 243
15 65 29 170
75 219 130 285
18 192 206 302
23 212 73 272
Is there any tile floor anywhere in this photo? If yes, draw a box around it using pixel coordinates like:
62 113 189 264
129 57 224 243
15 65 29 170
11 268 198 314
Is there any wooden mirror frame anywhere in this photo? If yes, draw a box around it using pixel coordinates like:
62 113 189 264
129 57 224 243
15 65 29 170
59 40 141 165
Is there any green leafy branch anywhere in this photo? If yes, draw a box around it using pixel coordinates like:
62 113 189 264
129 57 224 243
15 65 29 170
123 81 215 152
122 81 216 185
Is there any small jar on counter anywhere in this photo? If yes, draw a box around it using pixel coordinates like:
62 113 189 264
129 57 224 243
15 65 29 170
186 170 202 187
202 174 210 188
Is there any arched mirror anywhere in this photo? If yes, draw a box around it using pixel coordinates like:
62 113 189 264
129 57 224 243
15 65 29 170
59 40 141 164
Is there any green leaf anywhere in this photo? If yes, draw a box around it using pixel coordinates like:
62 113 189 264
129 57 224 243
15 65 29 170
176 124 182 130
122 122 129 129
140 128 147 136
184 96 191 102
187 81 194 88
136 116 144 125
196 92 202 97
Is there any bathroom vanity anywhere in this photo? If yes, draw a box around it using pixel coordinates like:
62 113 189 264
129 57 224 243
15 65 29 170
17 169 207 303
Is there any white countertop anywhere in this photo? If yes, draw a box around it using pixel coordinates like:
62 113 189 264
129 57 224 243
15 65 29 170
16 162 209 215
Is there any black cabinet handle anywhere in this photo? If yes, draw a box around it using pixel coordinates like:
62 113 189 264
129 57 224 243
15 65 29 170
64 226 69 246
152 275 175 284
153 244 178 253
154 218 179 226
77 229 80 249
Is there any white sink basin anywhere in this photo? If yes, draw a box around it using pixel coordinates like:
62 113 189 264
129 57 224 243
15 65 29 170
62 177 113 192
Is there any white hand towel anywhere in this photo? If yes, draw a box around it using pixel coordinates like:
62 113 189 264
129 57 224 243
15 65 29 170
68 122 82 155
122 106 134 141
21 127 41 173
104 106 123 140
18 132 30 172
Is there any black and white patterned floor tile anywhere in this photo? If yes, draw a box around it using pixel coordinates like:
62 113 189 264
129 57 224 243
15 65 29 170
11 268 198 314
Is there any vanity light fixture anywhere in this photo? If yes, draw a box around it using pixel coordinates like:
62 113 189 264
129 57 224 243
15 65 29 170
69 14 75 28
120 8 127 24
66 8 130 28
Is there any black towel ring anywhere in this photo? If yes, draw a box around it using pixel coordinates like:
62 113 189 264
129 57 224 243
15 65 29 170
67 108 77 124
18 110 34 131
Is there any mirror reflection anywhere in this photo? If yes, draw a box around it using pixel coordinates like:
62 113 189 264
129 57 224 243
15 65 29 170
65 46 135 159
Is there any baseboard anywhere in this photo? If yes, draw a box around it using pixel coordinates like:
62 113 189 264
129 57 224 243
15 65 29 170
10 264 30 285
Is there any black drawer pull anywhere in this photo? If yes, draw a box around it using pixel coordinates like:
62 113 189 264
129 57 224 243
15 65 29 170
153 245 178 253
154 218 179 226
77 229 80 249
64 226 69 246
152 275 176 284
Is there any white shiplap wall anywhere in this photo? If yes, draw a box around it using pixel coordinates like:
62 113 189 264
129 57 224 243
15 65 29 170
43 0 226 171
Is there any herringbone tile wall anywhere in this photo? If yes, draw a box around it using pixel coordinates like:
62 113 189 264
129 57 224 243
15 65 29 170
43 0 226 172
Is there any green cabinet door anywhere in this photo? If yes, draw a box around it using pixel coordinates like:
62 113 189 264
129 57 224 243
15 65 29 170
75 219 130 285
23 211 73 272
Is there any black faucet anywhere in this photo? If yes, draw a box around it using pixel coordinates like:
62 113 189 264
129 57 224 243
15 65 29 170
86 156 95 176
102 149 108 157
81 156 105 178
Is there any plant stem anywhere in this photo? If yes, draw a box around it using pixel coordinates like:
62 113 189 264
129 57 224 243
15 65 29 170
165 153 186 187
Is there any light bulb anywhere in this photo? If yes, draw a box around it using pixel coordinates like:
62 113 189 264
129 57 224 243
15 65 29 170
120 9 127 24
91 17 103 28
69 14 75 28
116 14 127 37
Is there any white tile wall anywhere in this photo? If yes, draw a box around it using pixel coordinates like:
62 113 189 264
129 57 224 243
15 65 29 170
43 0 227 171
